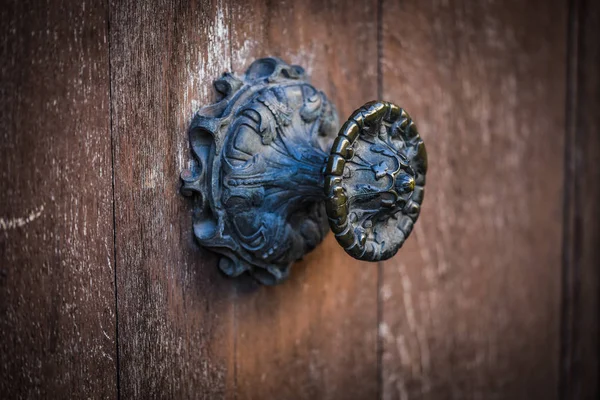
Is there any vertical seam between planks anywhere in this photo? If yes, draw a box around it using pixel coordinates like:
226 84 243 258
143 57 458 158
106 0 121 398
559 0 582 398
376 0 384 399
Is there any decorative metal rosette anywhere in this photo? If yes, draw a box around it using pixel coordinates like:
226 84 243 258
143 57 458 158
181 57 339 285
324 101 427 261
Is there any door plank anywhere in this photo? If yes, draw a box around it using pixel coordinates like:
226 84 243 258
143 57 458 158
0 0 116 398
561 0 600 397
109 0 235 397
228 1 380 399
380 0 567 398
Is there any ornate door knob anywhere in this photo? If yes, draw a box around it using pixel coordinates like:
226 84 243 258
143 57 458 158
181 57 427 285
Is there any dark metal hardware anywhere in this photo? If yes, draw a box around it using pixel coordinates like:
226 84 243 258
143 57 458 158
181 57 427 285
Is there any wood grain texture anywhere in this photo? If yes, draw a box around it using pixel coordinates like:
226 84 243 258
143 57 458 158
380 0 567 399
3 0 597 398
109 0 235 398
228 1 380 399
0 0 117 398
561 0 600 397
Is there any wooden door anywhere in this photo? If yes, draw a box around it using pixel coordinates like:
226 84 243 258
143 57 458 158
1 1 598 399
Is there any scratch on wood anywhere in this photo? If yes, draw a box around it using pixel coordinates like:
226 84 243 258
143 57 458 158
0 205 44 230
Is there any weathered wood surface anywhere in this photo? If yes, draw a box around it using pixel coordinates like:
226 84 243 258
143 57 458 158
0 0 117 398
228 1 380 399
380 0 569 399
561 0 600 398
109 0 235 398
2 0 599 399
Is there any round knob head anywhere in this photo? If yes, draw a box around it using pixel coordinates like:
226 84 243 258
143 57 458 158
324 101 427 261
